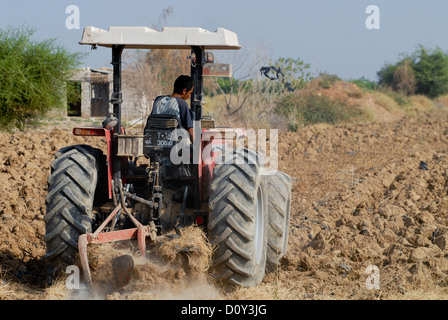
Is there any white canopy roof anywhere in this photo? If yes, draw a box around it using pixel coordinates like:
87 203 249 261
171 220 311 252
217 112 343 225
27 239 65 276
79 26 241 50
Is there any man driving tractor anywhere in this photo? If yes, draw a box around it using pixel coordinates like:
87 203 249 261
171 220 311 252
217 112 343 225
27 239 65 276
145 75 195 143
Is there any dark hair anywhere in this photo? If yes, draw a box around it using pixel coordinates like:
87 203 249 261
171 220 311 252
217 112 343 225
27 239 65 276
173 75 194 94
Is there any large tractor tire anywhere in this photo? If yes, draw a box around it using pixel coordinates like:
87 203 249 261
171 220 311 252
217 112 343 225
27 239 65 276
208 148 268 287
266 171 292 273
44 145 105 271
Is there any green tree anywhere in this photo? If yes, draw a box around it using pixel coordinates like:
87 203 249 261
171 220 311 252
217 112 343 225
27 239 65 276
271 57 311 91
377 63 398 90
0 26 83 130
216 77 243 94
411 46 448 98
377 46 448 98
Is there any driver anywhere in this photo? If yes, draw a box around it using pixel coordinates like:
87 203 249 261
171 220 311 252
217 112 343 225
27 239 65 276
147 75 195 142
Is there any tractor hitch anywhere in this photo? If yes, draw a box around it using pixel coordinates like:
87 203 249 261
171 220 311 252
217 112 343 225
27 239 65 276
78 200 158 289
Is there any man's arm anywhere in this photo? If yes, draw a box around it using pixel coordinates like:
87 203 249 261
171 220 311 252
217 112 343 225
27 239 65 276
188 127 194 143
177 98 195 143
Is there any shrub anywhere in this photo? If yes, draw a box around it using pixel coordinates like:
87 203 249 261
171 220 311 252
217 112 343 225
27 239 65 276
412 46 448 98
349 76 378 91
377 87 411 107
276 92 365 128
434 94 448 109
377 45 448 98
371 91 401 113
319 73 341 89
0 26 83 130
271 57 312 91
393 59 417 95
409 95 435 111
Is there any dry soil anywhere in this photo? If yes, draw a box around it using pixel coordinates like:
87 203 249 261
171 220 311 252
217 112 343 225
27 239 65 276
1 99 448 300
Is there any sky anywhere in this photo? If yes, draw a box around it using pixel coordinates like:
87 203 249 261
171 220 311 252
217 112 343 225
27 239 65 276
1 0 448 81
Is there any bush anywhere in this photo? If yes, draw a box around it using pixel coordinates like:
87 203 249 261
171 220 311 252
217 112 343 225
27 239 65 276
319 73 341 89
276 92 365 128
0 26 83 130
434 94 448 109
378 87 411 107
377 46 448 98
371 91 401 113
412 46 448 98
409 95 435 111
349 76 378 91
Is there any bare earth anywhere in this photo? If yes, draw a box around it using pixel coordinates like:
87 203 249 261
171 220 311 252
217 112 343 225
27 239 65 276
1 105 448 300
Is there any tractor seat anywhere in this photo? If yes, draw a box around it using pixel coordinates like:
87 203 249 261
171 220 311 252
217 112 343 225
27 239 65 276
144 114 179 131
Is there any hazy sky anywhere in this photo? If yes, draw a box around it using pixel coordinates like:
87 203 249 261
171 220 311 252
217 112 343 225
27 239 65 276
1 0 447 81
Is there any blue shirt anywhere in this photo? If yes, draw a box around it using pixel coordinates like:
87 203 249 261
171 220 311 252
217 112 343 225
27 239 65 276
151 96 194 129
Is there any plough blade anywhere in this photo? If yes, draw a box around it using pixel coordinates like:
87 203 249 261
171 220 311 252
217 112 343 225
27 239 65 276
77 203 157 289
112 254 135 289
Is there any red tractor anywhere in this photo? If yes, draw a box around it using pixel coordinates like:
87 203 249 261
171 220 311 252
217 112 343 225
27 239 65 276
44 26 291 288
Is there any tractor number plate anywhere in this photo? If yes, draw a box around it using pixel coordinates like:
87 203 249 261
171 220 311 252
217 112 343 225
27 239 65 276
144 131 175 148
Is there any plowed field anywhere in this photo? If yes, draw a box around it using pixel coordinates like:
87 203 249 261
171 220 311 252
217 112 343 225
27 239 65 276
1 105 448 300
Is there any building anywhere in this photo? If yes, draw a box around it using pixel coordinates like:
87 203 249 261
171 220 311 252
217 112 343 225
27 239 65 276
68 67 152 124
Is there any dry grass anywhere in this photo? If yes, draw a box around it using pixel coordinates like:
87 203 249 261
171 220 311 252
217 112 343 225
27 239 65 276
409 94 435 111
371 91 402 114
158 226 213 278
434 94 448 108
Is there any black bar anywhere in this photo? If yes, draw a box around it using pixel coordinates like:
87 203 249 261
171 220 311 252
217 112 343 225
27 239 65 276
111 45 124 132
111 45 125 187
191 46 204 210
191 46 204 121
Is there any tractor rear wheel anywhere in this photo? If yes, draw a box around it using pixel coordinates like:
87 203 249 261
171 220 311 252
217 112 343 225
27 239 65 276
208 148 268 287
266 171 292 273
44 145 104 271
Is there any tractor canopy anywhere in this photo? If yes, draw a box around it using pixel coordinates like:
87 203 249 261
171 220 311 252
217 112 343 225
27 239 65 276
77 26 241 210
79 26 241 50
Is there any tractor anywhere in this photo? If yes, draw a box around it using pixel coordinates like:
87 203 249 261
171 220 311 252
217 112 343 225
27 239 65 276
44 26 292 288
